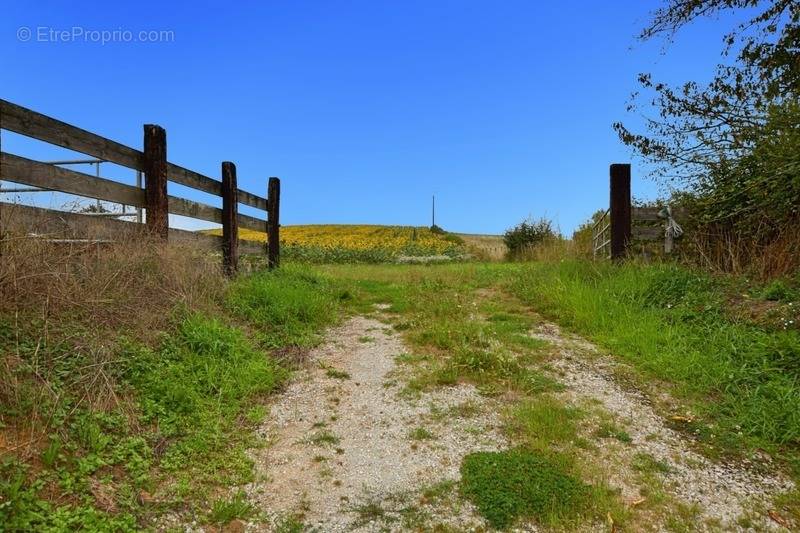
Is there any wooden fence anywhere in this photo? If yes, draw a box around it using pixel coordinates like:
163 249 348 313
592 163 686 260
0 99 279 275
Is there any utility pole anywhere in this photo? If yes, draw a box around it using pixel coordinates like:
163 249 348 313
431 195 435 228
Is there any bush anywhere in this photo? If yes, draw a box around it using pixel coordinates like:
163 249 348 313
503 218 557 257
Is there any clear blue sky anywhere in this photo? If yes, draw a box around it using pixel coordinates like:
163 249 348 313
1 1 740 234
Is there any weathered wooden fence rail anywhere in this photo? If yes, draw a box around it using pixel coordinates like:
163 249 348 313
592 163 686 260
0 99 280 274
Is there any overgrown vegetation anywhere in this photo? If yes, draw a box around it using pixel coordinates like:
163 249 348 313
0 237 344 529
614 0 800 277
507 259 800 467
324 261 800 528
3 223 798 529
324 264 629 529
502 217 558 258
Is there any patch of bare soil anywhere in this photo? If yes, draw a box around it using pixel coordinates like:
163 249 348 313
245 314 507 531
530 321 795 531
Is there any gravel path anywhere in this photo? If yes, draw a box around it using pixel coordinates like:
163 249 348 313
531 321 795 531
237 306 794 532
245 313 507 531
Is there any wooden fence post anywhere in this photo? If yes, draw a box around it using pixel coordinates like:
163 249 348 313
142 124 168 239
267 177 280 269
221 161 238 276
609 163 631 260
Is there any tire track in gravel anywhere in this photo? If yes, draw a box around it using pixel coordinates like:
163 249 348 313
244 312 508 531
529 321 794 531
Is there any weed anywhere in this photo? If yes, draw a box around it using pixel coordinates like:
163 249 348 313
460 449 591 529
208 491 254 524
509 396 583 451
507 260 800 459
409 427 435 440
421 479 456 503
323 365 351 380
594 422 633 443
773 488 800 526
448 400 480 418
0 253 345 528
308 430 340 446
40 435 62 468
245 405 268 424
632 452 673 475
274 514 305 533
351 500 389 527
760 279 799 302
227 265 342 347
0 458 138 532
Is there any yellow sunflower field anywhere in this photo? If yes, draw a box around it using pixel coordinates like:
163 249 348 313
207 225 467 263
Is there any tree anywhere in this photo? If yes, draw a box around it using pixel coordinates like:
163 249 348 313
614 0 798 178
614 0 800 236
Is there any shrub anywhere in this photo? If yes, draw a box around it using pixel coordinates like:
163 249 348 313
503 218 557 257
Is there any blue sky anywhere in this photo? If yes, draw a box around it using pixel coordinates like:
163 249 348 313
1 1 741 234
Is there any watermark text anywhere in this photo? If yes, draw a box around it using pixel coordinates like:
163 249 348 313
17 26 175 44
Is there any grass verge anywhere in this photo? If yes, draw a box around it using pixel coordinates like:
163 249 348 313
506 260 800 471
0 244 345 530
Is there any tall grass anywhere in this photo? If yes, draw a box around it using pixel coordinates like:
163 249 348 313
507 260 800 461
0 227 345 529
681 224 800 281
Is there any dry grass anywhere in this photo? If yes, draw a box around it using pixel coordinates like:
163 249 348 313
680 224 800 281
0 230 224 330
518 222 798 282
455 234 507 261
0 220 227 460
513 239 584 262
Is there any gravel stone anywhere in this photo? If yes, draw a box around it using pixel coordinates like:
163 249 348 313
245 314 507 531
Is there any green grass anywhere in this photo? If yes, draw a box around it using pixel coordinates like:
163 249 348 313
208 490 255 524
319 261 800 526
321 363 351 380
421 479 457 503
409 426 435 440
274 514 306 532
632 452 673 475
308 430 340 446
460 449 591 529
508 396 584 452
351 500 388 526
505 260 800 466
0 265 344 530
594 422 633 444
227 264 347 348
5 256 798 529
323 264 559 397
